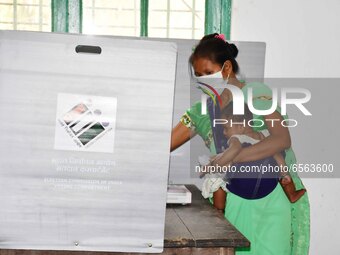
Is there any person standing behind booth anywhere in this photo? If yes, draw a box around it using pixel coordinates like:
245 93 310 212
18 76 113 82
170 33 310 255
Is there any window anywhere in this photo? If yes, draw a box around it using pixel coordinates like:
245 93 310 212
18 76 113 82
0 0 51 32
82 0 204 39
82 0 140 36
0 1 231 40
148 0 204 39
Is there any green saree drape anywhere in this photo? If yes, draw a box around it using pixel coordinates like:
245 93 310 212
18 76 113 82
180 82 310 255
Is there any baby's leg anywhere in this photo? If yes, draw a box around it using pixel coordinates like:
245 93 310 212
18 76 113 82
280 176 306 203
273 153 306 203
213 188 226 212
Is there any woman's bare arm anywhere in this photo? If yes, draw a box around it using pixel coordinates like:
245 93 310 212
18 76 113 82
211 137 242 166
170 122 196 152
233 111 291 163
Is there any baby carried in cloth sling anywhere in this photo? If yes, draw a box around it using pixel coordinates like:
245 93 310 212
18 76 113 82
206 97 279 200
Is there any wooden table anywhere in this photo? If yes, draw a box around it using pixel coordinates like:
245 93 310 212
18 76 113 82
0 185 249 255
163 185 249 255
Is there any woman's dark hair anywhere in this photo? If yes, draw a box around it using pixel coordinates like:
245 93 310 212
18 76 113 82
190 33 239 73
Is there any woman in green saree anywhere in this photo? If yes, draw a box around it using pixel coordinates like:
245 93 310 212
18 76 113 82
170 33 310 255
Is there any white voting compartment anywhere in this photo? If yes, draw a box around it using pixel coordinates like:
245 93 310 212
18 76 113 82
0 30 177 252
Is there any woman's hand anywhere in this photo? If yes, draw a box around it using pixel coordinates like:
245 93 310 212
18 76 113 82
210 137 242 167
210 153 224 165
199 154 228 178
210 154 233 167
233 111 291 163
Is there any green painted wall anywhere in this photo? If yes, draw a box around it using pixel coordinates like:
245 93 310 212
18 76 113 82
140 0 149 37
52 0 82 33
205 0 232 39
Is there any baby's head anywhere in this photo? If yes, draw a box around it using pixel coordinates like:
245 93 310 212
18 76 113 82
220 102 253 139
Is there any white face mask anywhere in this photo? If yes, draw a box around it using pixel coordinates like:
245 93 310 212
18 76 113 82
191 63 229 94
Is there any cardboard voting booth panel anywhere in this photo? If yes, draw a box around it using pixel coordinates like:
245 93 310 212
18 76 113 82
0 31 177 252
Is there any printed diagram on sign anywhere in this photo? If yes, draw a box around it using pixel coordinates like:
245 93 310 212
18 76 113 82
63 102 107 146
54 93 117 153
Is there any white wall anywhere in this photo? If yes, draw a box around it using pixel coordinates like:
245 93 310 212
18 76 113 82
231 0 340 78
231 1 340 254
